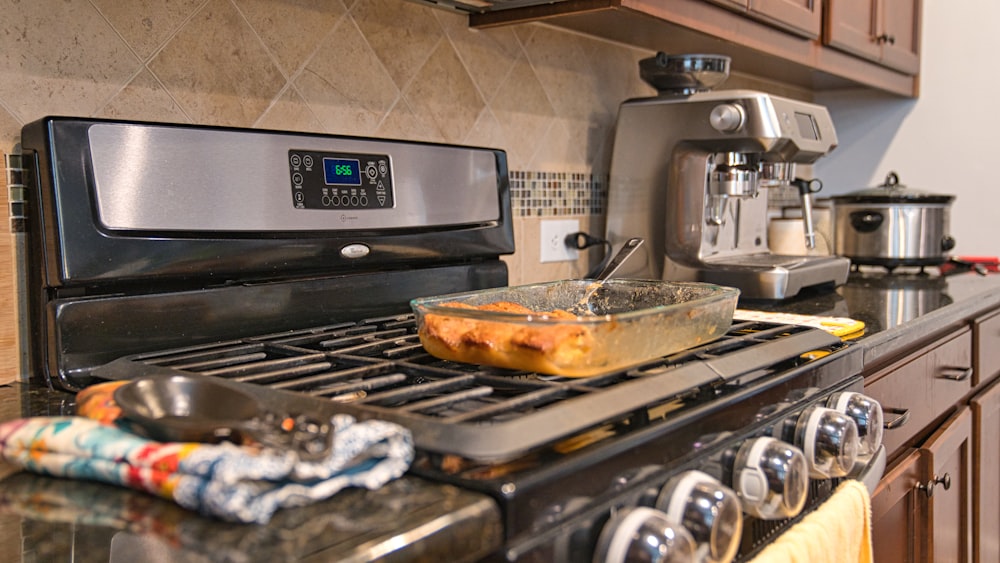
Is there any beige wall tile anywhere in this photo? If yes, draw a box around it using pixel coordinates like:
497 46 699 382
0 0 141 123
529 117 590 174
0 108 20 155
463 107 507 151
147 0 285 126
97 70 190 123
0 0 810 286
489 56 555 170
402 42 485 144
234 0 347 77
523 28 606 123
295 17 399 136
92 0 206 60
256 86 325 133
350 0 442 90
436 10 523 104
376 98 443 143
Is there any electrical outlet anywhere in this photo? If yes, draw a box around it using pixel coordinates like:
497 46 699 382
540 219 580 263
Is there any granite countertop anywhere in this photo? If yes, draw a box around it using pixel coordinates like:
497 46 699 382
2 269 999 562
0 383 503 563
740 269 1000 369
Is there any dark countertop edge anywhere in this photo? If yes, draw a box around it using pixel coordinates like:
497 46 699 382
856 277 1000 371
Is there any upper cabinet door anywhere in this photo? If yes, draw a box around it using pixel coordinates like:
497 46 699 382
825 0 881 61
880 0 921 74
825 0 921 74
752 0 823 38
704 0 823 38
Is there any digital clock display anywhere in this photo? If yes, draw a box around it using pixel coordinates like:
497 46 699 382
323 158 361 186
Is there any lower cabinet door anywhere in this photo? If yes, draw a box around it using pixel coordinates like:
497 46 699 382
871 448 924 563
972 379 1000 563
921 407 973 563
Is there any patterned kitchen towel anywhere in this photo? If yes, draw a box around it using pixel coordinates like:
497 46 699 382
0 383 413 524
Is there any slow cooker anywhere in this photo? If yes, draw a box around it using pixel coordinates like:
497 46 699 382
831 172 955 270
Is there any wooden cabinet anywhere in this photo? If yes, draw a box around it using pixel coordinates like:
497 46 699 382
865 326 972 456
704 0 823 38
470 0 921 97
825 0 921 74
922 407 973 562
974 308 1000 388
870 408 973 563
871 449 924 562
971 379 1000 563
867 308 1000 562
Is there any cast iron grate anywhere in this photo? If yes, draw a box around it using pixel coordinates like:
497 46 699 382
93 315 847 462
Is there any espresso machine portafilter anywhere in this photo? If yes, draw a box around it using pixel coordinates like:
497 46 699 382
605 53 850 299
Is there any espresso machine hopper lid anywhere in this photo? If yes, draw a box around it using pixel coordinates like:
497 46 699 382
639 53 731 95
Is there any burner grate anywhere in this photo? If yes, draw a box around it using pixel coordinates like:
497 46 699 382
93 316 848 462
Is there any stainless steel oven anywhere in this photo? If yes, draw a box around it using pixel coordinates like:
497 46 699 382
15 117 885 562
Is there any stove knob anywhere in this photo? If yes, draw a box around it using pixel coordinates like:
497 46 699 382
593 506 697 563
794 405 860 479
655 470 742 563
733 437 809 520
826 392 884 460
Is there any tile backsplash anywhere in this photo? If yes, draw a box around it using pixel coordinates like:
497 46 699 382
0 0 807 284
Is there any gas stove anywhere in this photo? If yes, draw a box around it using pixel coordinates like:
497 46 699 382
16 117 885 562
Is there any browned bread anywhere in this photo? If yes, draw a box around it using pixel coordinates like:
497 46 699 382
418 301 603 376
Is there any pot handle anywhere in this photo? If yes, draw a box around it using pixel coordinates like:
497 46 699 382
942 235 956 252
849 211 883 233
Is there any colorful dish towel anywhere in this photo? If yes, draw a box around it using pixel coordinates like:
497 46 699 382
749 479 873 563
0 382 414 524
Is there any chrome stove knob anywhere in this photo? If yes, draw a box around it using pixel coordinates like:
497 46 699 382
655 470 742 563
826 392 884 460
733 437 809 520
793 405 860 479
593 506 697 563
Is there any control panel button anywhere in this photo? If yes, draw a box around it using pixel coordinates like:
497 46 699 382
288 150 393 211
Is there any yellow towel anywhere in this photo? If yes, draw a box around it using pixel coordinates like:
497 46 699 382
749 480 873 563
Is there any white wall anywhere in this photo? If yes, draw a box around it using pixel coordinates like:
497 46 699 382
814 0 999 257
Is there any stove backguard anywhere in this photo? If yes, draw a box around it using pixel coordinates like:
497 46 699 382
17 117 514 390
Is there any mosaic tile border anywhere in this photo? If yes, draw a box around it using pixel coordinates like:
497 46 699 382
509 171 607 217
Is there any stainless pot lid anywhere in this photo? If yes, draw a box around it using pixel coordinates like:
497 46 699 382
831 171 955 204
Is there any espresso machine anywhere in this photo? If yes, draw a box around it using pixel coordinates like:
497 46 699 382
605 53 850 299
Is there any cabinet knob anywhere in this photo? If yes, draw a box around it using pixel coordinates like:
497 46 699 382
917 473 952 498
876 33 896 45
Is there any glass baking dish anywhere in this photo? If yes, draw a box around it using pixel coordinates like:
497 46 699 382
410 279 739 377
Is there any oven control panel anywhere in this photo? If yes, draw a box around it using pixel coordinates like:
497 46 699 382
288 150 394 210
